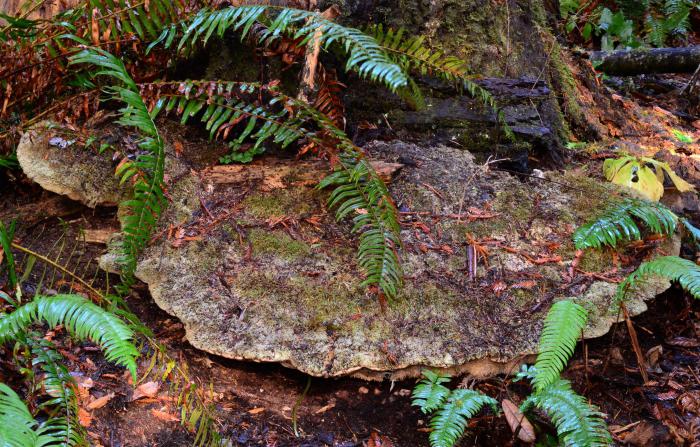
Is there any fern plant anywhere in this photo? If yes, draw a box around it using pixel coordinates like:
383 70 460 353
532 300 588 392
518 372 612 447
68 47 166 287
0 383 67 447
573 198 678 250
617 255 700 303
412 371 499 447
0 294 139 378
366 25 513 138
413 300 611 447
154 5 408 92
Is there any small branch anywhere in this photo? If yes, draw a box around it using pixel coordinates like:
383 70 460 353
621 302 649 384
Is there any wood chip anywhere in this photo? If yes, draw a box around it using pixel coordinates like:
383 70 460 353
87 392 115 410
248 407 265 415
78 228 119 244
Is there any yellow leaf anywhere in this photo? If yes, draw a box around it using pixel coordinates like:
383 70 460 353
636 165 664 201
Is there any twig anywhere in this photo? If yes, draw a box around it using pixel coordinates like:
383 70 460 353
292 376 311 437
683 63 700 95
621 301 649 384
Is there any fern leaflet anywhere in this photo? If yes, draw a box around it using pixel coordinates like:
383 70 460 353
573 198 678 250
165 6 407 92
141 79 403 299
411 370 451 414
617 255 700 303
521 378 612 447
31 337 87 447
0 382 66 447
69 47 166 286
533 300 588 392
0 294 139 379
428 389 498 447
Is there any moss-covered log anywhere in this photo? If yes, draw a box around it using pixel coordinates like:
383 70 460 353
591 46 700 76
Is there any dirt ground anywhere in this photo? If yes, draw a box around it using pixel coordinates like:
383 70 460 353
2 170 700 446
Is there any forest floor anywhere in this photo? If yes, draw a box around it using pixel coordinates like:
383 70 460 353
2 69 700 446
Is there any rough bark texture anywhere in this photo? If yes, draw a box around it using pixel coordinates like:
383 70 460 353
591 46 700 76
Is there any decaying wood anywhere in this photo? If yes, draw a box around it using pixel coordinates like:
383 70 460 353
202 159 403 187
296 5 341 103
590 46 700 76
79 227 119 244
0 195 81 225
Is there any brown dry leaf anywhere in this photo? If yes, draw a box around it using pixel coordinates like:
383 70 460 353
367 432 394 447
646 345 663 367
248 407 265 415
173 140 184 157
78 408 93 427
492 281 507 297
622 421 656 446
87 392 115 410
501 399 536 443
151 408 180 422
314 401 336 414
131 381 160 401
678 391 700 415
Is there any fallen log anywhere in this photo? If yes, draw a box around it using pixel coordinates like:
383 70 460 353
590 46 700 76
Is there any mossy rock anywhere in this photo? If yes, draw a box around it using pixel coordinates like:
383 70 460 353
129 140 678 379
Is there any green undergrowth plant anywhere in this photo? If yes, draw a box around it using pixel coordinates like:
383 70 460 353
413 300 612 447
0 220 138 447
574 197 700 383
561 0 698 49
574 198 700 297
0 291 138 447
3 1 516 302
0 221 224 446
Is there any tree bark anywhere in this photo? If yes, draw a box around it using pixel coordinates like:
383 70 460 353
590 46 700 76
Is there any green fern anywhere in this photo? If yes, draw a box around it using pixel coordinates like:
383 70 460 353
428 389 498 447
68 47 166 286
0 152 18 169
88 0 190 42
411 371 498 447
533 300 588 392
366 25 513 138
521 378 612 447
140 79 403 299
573 198 678 250
31 338 88 447
0 382 76 447
0 294 139 379
412 370 451 413
617 255 700 303
0 220 18 295
160 6 407 92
